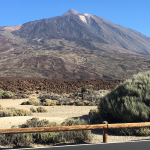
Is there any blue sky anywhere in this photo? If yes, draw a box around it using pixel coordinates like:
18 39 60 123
0 0 150 37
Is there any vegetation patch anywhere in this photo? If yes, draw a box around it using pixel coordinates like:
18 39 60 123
0 118 91 148
89 109 98 115
21 88 109 106
21 98 41 105
36 106 48 113
90 71 150 136
0 89 29 99
0 105 32 117
39 93 61 101
30 107 37 113
0 89 15 99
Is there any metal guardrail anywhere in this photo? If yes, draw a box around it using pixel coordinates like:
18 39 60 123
1 121 150 143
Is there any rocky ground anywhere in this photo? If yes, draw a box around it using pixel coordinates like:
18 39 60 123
0 77 123 94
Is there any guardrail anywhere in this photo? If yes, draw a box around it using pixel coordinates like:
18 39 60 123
0 121 150 143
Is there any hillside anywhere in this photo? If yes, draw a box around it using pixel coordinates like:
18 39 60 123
12 9 150 54
0 10 150 80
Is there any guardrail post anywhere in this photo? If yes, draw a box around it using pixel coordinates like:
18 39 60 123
103 121 108 143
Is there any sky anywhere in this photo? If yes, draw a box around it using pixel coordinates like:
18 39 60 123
0 0 150 37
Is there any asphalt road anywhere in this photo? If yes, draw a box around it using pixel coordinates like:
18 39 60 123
4 140 150 150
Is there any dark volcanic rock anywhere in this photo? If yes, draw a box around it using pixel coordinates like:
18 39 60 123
0 77 124 94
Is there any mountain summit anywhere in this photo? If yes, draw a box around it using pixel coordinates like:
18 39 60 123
62 9 82 16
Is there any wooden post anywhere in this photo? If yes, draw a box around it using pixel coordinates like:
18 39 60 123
103 121 108 143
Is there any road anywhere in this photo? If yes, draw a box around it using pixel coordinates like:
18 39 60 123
6 140 150 150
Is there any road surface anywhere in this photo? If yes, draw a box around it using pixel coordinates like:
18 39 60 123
5 140 150 150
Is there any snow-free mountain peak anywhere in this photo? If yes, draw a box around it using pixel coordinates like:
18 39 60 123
61 9 82 16
11 10 150 55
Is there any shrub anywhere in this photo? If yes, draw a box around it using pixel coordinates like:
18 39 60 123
0 118 91 148
14 93 29 99
0 89 28 99
39 93 61 101
89 109 98 115
19 117 57 128
0 107 32 117
36 107 47 113
30 107 37 113
21 98 41 106
90 113 102 124
2 91 15 99
88 102 95 106
76 102 84 106
43 99 58 106
0 133 33 148
42 99 52 106
0 89 4 98
97 71 150 136
56 119 92 143
52 100 58 105
83 100 90 105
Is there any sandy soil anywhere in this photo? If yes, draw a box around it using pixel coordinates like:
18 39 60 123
1 98 150 148
0 98 96 129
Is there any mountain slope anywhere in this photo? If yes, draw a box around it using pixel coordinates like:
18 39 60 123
0 10 150 80
12 9 150 54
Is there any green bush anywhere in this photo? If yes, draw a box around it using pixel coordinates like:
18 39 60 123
0 89 4 98
1 91 15 99
97 71 150 135
89 109 98 115
0 89 29 99
57 119 92 143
